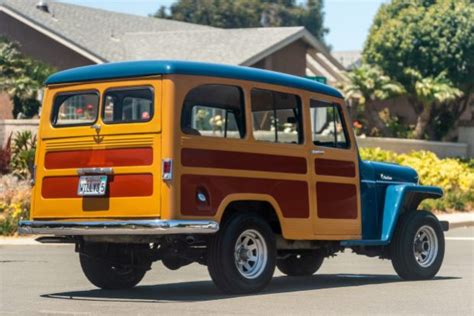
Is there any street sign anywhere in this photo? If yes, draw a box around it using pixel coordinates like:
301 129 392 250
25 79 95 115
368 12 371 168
306 76 327 84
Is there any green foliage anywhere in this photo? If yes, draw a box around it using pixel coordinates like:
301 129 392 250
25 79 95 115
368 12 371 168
0 37 54 118
408 70 463 106
362 0 474 140
363 0 473 90
343 64 405 105
341 64 405 136
10 131 36 180
155 0 329 46
360 148 474 212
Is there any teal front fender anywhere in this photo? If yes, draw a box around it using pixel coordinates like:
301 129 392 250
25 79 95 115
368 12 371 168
380 184 443 242
341 184 443 247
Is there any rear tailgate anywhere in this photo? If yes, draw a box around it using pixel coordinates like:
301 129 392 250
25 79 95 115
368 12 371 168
31 78 162 219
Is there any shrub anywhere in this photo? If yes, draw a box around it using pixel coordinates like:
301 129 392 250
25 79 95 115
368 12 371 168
0 175 31 235
10 130 36 180
360 148 474 212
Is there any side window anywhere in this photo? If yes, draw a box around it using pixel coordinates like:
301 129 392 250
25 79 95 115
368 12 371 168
52 91 99 127
103 87 153 123
310 100 349 149
251 89 303 144
181 84 245 139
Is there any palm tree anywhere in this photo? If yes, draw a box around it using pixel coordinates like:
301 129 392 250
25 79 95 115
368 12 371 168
405 69 464 139
342 64 405 136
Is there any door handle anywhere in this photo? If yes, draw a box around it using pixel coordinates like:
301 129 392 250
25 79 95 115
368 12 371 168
311 150 325 155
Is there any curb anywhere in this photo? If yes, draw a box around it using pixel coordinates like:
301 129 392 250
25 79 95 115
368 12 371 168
447 221 474 229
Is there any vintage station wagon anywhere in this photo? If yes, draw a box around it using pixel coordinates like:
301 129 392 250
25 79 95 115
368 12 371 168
20 60 448 294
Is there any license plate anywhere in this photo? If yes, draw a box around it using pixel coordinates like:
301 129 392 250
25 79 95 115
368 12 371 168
77 176 107 196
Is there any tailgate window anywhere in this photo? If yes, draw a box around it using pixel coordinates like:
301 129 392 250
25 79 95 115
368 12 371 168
52 91 99 127
103 87 153 123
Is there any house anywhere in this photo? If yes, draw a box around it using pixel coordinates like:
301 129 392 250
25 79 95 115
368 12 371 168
0 0 347 119
333 50 361 70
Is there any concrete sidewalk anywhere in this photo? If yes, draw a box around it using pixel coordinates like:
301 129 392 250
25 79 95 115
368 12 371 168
436 212 474 229
1 212 472 245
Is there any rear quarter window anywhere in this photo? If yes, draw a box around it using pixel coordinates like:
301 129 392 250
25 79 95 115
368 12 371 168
181 84 246 139
51 91 99 127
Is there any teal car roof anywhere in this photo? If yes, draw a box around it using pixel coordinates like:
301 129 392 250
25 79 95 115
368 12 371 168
45 60 343 98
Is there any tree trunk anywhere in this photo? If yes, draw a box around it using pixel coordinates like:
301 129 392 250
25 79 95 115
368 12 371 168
413 103 432 139
442 93 472 141
365 102 391 137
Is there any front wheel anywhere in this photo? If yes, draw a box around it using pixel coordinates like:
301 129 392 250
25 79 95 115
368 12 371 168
390 211 445 280
207 213 276 294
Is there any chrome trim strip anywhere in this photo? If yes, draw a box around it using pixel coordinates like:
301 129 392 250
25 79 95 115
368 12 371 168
19 219 219 236
77 167 114 175
361 179 413 185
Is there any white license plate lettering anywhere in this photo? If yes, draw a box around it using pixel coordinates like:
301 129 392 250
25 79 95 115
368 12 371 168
77 176 107 196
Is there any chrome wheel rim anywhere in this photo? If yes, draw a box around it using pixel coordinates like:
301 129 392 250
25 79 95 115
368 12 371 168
413 225 438 268
234 229 267 279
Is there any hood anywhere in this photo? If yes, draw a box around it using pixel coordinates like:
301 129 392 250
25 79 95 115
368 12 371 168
365 161 418 184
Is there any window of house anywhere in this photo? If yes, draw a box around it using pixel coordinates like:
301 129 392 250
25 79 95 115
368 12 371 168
310 100 349 149
103 87 153 123
251 89 303 144
181 84 245 139
52 91 99 127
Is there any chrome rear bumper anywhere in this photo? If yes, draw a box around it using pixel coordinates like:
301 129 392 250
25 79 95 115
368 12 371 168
18 219 219 236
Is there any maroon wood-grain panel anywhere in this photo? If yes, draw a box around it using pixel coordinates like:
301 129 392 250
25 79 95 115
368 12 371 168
181 148 307 174
316 182 357 219
181 174 309 218
45 147 153 169
315 158 355 177
42 174 153 198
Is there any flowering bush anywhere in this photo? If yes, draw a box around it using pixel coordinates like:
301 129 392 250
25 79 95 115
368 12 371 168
360 148 474 212
0 175 31 235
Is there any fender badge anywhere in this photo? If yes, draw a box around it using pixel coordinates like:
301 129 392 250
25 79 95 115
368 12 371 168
380 174 393 181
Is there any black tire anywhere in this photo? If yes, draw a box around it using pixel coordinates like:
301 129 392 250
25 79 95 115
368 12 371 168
79 244 148 290
390 210 445 280
277 250 324 276
207 213 276 294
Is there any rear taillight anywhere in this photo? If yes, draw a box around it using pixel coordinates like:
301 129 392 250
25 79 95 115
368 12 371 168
162 159 172 180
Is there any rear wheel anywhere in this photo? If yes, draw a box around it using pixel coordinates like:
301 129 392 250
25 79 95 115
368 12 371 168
207 213 276 294
277 250 324 276
390 211 445 280
79 243 149 290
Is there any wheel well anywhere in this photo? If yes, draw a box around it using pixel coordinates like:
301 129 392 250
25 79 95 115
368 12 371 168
221 200 282 234
401 191 442 213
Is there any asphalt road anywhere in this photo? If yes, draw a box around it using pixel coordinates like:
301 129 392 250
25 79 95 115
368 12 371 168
1 227 473 316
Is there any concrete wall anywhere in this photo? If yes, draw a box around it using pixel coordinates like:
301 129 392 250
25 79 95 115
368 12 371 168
458 124 474 158
1 119 471 158
357 137 470 159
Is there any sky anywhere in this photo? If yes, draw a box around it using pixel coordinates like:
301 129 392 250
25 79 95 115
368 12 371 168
59 0 389 51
